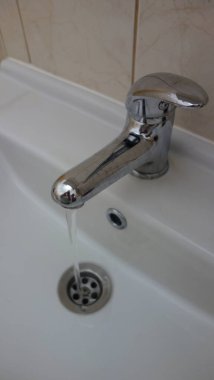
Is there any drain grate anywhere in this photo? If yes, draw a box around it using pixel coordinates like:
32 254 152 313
67 271 102 306
58 263 112 314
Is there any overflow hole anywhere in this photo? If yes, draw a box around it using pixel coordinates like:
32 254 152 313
109 213 122 226
106 208 127 230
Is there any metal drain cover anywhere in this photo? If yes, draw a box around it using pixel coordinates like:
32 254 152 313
58 263 112 314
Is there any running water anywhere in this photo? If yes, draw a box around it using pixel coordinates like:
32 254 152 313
65 209 81 290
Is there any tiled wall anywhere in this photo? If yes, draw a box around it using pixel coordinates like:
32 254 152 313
0 0 213 140
135 1 214 141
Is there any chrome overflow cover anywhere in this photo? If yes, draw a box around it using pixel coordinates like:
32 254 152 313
106 208 127 230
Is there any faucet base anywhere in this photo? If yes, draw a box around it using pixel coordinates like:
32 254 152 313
132 161 169 180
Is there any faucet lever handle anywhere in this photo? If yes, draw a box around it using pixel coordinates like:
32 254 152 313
128 72 208 109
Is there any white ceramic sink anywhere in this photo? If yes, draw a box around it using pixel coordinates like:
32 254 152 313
0 59 214 380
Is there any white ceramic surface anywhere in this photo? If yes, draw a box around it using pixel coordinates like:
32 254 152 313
0 59 214 380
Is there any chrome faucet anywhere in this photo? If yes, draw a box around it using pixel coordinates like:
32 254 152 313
52 73 208 209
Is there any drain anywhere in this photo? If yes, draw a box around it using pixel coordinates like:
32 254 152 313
58 263 112 314
67 271 102 306
106 208 127 229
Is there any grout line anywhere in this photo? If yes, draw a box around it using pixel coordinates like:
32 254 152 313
0 26 8 58
131 0 139 84
16 0 32 63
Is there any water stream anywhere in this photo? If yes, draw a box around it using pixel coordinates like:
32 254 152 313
65 209 81 291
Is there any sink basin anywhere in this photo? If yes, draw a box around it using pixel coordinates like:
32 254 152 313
0 58 214 380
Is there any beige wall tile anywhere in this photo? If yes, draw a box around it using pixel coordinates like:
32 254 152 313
135 0 214 140
18 0 134 101
0 0 29 62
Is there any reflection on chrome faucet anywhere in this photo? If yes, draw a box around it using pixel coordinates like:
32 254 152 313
52 73 208 209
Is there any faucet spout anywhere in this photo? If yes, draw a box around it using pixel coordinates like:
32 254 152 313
52 118 157 209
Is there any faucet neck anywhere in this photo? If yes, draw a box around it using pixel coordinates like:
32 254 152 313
131 113 174 179
124 102 175 179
